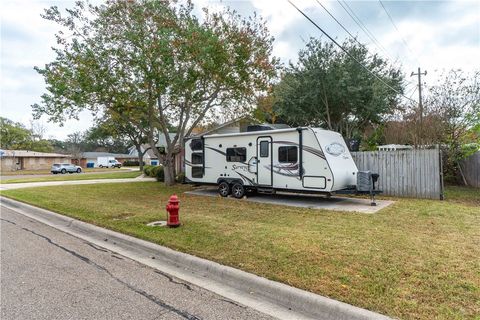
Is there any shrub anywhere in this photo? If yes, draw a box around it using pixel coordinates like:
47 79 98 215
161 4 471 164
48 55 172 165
143 165 164 181
123 160 145 166
143 165 154 176
175 172 185 183
151 166 164 182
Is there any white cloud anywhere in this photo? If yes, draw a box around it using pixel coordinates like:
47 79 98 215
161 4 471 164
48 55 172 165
1 0 479 140
0 0 97 139
377 4 479 81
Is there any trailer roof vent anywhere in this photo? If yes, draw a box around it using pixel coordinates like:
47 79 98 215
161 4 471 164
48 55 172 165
246 123 290 132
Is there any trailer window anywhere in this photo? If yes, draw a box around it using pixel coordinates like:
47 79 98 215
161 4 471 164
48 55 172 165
259 141 269 157
278 146 297 163
191 153 203 164
190 139 203 151
191 167 203 178
226 148 246 162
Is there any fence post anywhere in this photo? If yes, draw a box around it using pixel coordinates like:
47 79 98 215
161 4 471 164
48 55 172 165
439 146 444 200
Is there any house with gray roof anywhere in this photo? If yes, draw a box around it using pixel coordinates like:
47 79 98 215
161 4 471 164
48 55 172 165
75 152 137 168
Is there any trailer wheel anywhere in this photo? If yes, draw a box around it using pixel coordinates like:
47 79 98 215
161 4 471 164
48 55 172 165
218 181 230 197
231 183 245 199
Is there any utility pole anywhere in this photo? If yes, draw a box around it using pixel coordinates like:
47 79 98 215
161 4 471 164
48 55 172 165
411 67 427 145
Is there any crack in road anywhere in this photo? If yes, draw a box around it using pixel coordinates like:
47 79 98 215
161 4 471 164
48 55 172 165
0 218 17 225
154 270 194 291
219 298 247 309
84 242 109 253
12 222 202 320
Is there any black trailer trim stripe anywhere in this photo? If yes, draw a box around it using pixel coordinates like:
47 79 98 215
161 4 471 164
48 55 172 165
235 171 256 186
272 141 325 159
205 146 226 156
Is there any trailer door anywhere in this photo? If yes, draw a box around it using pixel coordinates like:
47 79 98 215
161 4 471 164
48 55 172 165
257 137 272 186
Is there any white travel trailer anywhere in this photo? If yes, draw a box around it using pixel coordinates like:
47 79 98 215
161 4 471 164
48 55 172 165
185 127 380 204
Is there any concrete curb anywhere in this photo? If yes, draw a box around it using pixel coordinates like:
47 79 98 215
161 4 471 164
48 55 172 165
0 196 391 320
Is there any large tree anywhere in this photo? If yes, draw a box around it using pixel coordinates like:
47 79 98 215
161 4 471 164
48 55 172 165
424 70 480 183
33 0 277 185
0 117 53 152
269 38 404 139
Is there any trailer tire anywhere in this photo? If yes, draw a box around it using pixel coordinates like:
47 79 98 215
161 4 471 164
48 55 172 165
231 183 245 199
218 181 230 197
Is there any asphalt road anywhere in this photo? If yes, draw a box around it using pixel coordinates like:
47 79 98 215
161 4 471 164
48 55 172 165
0 207 274 320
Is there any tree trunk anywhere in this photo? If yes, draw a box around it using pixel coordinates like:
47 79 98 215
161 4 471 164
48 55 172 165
135 144 144 171
322 87 332 130
163 153 176 186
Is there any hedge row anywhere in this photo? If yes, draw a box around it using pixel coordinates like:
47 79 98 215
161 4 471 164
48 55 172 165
123 160 145 166
143 165 185 183
143 165 164 182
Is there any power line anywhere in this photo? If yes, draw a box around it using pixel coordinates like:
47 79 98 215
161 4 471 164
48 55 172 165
407 86 417 100
337 0 394 61
378 0 420 65
288 0 415 103
314 0 364 48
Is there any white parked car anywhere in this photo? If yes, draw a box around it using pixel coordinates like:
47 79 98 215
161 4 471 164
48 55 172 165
51 163 82 174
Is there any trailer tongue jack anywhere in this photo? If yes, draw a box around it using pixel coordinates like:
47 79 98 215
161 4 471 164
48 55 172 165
370 174 380 206
335 171 382 206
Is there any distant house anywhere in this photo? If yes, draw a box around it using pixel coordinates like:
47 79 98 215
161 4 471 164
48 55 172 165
192 116 258 136
128 133 182 171
127 144 160 166
0 150 71 172
74 152 137 168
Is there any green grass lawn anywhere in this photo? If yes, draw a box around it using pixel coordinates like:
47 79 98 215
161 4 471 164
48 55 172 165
1 171 142 183
1 183 479 319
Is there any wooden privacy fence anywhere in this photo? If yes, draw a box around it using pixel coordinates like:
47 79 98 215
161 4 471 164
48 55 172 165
351 149 443 199
460 151 480 188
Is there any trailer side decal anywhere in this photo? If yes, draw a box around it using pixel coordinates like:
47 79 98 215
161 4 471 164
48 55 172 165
266 163 304 178
272 141 325 160
205 146 226 156
184 159 211 169
235 171 256 186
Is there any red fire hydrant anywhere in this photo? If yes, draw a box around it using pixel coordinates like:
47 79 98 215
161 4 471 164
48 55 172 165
166 194 180 228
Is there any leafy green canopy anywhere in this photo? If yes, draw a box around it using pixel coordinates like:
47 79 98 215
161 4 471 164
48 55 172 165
270 38 404 139
33 0 277 184
0 117 53 152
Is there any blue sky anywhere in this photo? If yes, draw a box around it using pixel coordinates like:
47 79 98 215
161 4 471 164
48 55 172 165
1 0 479 139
